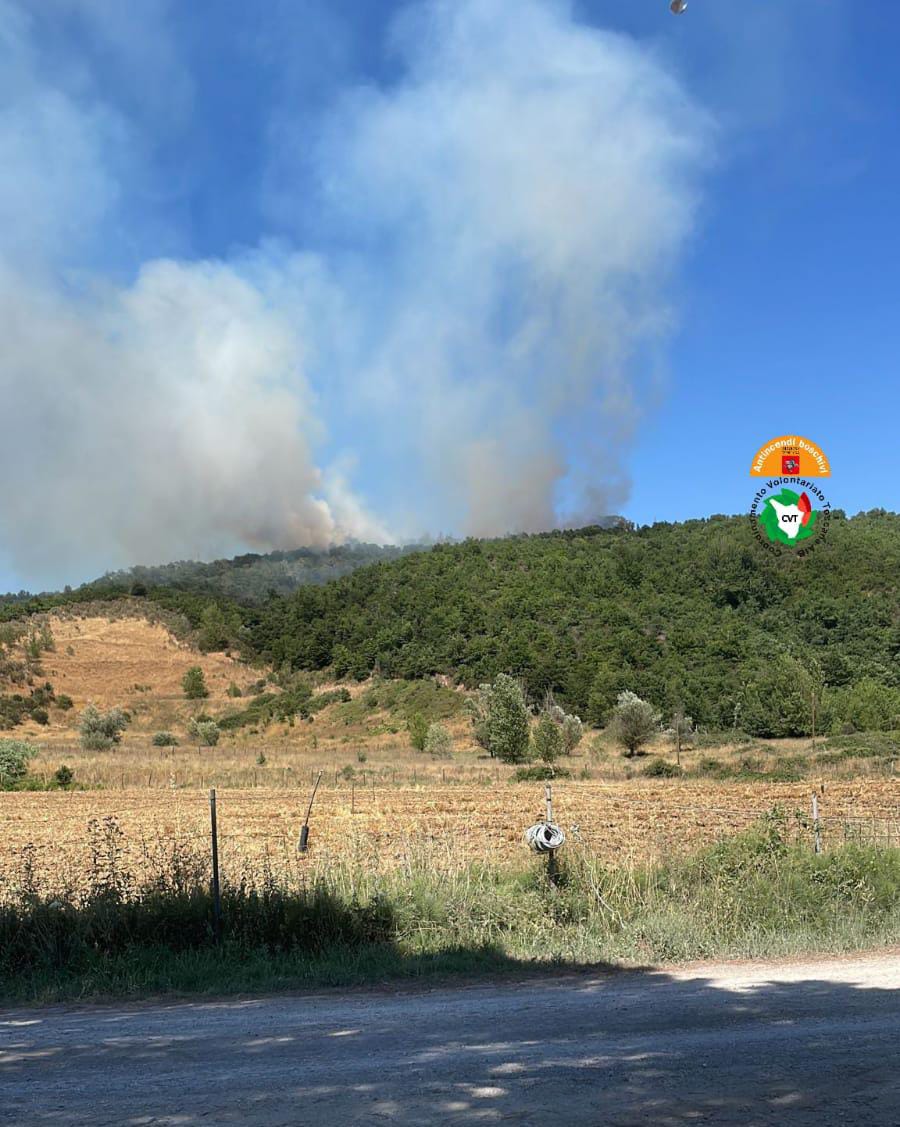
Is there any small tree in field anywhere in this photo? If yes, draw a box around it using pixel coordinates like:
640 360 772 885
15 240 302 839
182 666 209 700
0 739 37 787
424 722 453 759
465 684 492 753
466 674 531 763
668 707 695 766
610 691 660 757
79 705 128 750
538 693 584 756
188 717 220 748
408 712 428 752
531 713 563 764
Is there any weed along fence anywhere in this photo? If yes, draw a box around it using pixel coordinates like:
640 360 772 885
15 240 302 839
2 780 898 898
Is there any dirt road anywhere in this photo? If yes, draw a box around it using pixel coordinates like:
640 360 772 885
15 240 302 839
3 953 899 1125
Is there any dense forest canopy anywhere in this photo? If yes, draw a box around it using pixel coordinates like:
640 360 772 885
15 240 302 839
3 512 899 738
0 542 424 606
250 511 900 736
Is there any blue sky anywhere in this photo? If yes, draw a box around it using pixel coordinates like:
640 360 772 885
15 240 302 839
0 0 897 592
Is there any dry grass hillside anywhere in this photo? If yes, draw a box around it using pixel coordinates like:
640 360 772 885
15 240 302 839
8 612 260 746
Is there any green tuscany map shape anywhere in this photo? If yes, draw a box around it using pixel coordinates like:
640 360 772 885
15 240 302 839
759 488 818 547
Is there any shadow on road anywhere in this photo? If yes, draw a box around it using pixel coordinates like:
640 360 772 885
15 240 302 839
2 953 899 1125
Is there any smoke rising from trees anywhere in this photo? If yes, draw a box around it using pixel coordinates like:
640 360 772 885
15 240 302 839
0 0 711 586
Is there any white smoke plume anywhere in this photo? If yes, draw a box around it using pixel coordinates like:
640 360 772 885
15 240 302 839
0 0 712 587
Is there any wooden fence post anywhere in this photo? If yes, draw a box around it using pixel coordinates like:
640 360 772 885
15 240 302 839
811 793 822 855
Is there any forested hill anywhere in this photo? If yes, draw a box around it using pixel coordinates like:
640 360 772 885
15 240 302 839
95 542 427 602
251 511 900 736
0 543 423 606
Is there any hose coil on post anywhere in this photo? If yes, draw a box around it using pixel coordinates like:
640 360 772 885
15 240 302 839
525 822 566 853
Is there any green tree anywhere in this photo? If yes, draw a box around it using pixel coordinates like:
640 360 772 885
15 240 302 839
610 691 660 757
408 712 429 751
668 707 695 765
197 604 235 652
79 705 128 750
485 674 530 764
561 714 584 754
465 684 492 753
737 654 816 738
424 722 453 758
0 738 37 787
188 717 220 748
833 678 900 733
182 666 209 700
532 713 563 764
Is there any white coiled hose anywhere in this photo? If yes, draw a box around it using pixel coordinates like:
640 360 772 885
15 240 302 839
525 822 566 853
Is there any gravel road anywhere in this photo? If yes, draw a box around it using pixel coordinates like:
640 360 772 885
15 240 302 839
3 953 899 1125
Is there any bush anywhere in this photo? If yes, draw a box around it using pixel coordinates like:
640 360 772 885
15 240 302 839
642 757 682 778
408 712 428 751
561 713 584 755
56 694 74 711
53 765 74 788
610 691 660 757
424 722 453 759
31 708 49 726
226 683 243 699
79 705 128 750
182 666 210 700
512 763 572 782
152 731 179 748
188 717 220 748
0 739 37 788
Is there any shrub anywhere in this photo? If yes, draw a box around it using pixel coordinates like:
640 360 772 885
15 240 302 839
53 765 74 788
152 731 179 748
512 763 572 782
610 691 660 757
561 713 584 755
642 757 682 778
424 722 453 759
0 739 37 788
79 705 128 750
56 694 74 711
539 695 584 756
226 683 243 699
31 708 49 726
408 712 428 752
188 717 220 748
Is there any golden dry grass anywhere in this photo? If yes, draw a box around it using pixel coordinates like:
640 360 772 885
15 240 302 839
4 606 898 900
3 779 898 896
11 613 261 744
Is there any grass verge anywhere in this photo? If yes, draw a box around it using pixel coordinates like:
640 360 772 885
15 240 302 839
3 810 899 1003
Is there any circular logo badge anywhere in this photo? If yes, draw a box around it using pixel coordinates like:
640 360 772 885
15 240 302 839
749 437 832 557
